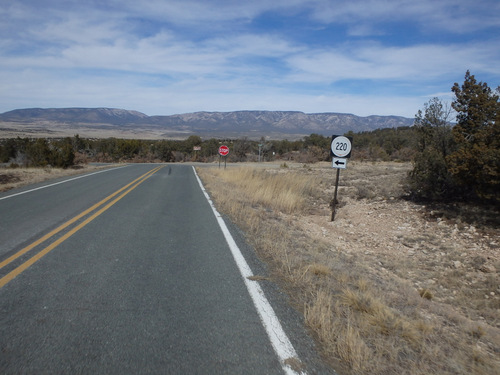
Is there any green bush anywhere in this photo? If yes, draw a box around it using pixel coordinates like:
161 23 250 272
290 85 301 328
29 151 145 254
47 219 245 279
447 71 500 203
406 97 459 201
407 72 500 205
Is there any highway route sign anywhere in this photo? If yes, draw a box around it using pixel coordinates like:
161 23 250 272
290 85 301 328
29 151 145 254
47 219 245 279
330 135 352 221
330 135 352 158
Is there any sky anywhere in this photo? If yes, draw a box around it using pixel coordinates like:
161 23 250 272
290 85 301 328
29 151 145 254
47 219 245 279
1 0 499 118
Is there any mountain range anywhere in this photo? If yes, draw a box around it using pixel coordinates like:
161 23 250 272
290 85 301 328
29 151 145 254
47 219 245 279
0 108 415 140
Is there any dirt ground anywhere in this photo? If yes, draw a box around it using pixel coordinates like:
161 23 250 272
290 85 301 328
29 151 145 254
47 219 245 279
289 162 500 326
300 196 500 320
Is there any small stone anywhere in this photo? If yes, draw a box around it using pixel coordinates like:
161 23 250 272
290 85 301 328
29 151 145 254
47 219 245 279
480 264 496 273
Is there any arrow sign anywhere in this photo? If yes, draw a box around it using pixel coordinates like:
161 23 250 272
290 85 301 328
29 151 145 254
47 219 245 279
332 157 347 169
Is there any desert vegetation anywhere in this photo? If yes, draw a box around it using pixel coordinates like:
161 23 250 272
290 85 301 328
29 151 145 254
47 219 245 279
197 161 499 375
408 71 499 205
0 127 418 196
0 164 120 193
0 128 417 167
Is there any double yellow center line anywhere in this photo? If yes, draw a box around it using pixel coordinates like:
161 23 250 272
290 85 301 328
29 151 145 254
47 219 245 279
0 165 164 289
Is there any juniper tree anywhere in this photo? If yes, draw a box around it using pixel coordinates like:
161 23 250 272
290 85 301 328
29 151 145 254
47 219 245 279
407 97 457 201
447 71 500 202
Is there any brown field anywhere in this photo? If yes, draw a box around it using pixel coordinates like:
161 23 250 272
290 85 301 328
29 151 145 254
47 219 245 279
0 164 120 193
197 161 500 375
0 122 175 139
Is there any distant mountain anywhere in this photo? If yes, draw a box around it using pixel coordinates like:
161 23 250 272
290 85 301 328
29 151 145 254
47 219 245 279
0 108 149 125
0 107 414 139
152 111 414 134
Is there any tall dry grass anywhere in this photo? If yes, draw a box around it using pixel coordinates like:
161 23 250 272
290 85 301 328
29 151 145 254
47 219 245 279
0 165 108 192
197 163 500 375
207 167 316 214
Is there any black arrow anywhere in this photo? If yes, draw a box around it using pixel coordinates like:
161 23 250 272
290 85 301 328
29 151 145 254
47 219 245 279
334 159 345 165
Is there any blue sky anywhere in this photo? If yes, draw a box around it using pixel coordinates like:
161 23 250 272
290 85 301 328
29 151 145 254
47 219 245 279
1 0 499 117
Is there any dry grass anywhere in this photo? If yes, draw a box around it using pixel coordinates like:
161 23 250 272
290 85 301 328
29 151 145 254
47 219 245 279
197 162 500 375
0 164 117 193
206 167 316 214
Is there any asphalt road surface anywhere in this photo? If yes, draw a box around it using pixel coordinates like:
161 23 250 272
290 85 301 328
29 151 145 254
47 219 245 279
0 164 333 375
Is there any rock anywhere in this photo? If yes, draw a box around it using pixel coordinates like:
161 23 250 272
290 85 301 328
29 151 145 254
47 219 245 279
453 260 463 269
479 264 496 273
471 256 487 269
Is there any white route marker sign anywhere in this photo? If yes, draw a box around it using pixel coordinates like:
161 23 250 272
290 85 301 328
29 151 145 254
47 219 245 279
330 135 352 159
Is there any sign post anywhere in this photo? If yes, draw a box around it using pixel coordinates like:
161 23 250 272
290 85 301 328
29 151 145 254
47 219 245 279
218 145 229 169
193 146 201 161
330 135 352 221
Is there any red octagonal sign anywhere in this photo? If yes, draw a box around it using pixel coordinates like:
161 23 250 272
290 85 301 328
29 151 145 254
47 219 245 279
218 145 229 156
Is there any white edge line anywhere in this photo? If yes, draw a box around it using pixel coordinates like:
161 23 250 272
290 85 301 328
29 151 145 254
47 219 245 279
0 165 129 201
192 166 306 375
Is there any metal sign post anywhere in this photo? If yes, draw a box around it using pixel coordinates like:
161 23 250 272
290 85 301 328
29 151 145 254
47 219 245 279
330 135 353 221
193 146 201 161
218 145 229 169
331 169 341 221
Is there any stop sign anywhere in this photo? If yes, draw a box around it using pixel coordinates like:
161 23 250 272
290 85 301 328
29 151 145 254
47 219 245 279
218 145 229 156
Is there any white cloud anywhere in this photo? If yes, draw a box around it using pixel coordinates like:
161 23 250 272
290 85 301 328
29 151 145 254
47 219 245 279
0 0 498 119
309 0 500 34
0 65 424 117
207 34 299 58
112 0 310 24
286 41 500 84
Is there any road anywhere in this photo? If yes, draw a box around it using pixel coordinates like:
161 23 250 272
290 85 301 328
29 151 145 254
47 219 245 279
0 164 332 375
